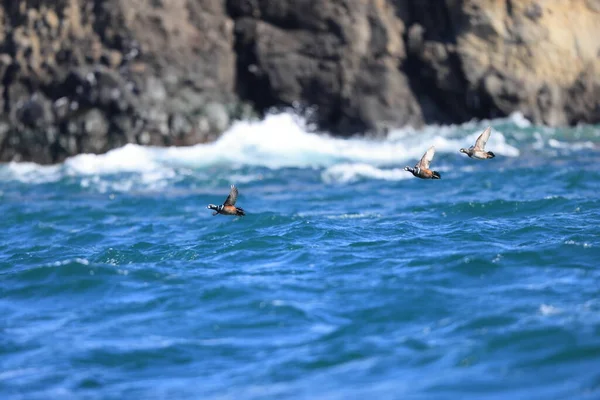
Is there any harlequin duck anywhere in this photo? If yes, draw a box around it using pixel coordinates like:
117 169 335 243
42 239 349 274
207 185 246 216
404 146 441 179
460 126 496 159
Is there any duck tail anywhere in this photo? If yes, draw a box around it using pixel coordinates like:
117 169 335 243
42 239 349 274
236 207 246 217
432 171 441 179
487 151 496 159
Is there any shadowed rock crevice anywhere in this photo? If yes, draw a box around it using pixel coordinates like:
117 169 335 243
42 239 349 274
226 1 350 132
226 0 423 135
401 0 500 124
229 16 275 117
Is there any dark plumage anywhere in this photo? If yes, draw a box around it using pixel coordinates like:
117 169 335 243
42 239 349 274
207 185 246 217
404 146 441 179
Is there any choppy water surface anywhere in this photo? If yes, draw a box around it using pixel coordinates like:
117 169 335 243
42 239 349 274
1 114 600 399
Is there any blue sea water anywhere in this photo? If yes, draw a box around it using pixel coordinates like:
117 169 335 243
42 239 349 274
1 113 600 399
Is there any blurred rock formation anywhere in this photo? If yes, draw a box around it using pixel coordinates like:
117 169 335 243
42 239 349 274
1 0 598 163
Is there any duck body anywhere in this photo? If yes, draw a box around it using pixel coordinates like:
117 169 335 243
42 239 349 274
207 185 246 217
404 146 441 180
460 127 496 160
208 204 245 216
461 147 496 160
404 166 441 179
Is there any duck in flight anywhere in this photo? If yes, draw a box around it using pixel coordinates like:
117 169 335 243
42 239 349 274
404 146 441 179
460 126 496 159
207 185 246 216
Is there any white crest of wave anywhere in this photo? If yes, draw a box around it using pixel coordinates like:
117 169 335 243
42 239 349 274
2 162 61 183
539 304 562 316
167 113 521 168
548 138 595 150
66 112 521 171
508 112 532 128
1 112 529 186
65 144 163 174
322 163 411 183
160 113 405 169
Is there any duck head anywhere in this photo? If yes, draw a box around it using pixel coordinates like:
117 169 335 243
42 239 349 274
207 204 218 210
459 148 468 154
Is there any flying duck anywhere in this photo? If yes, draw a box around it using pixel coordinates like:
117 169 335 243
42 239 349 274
404 146 441 179
460 126 496 159
207 185 246 216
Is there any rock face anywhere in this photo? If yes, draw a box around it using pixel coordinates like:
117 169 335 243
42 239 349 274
451 0 600 126
0 0 248 163
1 0 599 163
228 0 423 134
230 0 600 131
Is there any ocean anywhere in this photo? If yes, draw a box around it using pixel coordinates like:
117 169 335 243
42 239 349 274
1 113 599 399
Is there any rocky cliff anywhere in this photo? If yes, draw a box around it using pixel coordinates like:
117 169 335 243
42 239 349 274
1 0 599 163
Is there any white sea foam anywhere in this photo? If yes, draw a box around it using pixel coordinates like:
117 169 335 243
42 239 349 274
2 162 61 183
52 258 90 267
65 144 163 175
564 240 593 248
508 112 532 128
1 111 596 189
548 138 595 150
539 304 562 316
322 163 410 183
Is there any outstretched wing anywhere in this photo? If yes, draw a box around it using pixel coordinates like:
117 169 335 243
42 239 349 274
223 185 238 206
417 146 435 169
474 126 492 151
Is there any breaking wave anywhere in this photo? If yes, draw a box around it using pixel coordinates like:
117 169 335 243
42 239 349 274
1 111 598 189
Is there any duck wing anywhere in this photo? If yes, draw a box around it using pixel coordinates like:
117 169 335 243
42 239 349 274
474 126 492 151
223 185 238 206
417 146 435 169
